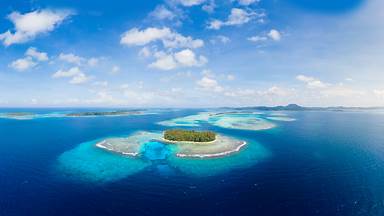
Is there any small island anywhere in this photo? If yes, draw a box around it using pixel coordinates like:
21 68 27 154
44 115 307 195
5 112 34 117
96 129 247 159
66 110 143 117
164 129 216 142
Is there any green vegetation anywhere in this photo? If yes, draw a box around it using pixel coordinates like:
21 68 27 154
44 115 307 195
6 112 33 117
164 129 216 142
66 110 142 117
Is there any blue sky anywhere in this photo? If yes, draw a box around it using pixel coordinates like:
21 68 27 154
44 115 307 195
0 0 383 107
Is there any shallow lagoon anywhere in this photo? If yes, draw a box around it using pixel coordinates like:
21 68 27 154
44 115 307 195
57 130 268 182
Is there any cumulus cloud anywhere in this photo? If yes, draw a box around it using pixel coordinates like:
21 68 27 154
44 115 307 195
9 47 49 71
268 29 281 41
120 27 203 49
202 0 216 13
236 0 260 6
149 5 175 20
175 0 206 7
52 67 82 78
149 54 178 70
58 53 84 65
9 57 37 71
149 49 207 70
174 49 207 66
197 76 223 92
52 67 91 84
210 35 230 44
121 27 206 70
248 29 282 43
120 27 171 46
247 35 267 42
0 9 72 46
208 8 262 30
25 47 48 61
139 47 152 58
69 73 91 84
296 75 328 89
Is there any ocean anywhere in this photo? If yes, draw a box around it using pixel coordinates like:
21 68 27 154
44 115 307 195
1 108 384 216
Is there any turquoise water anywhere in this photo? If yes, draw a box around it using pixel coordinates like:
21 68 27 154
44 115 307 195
57 132 268 181
141 141 172 160
57 139 151 183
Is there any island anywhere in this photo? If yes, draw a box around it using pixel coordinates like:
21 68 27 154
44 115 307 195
66 110 144 117
5 112 34 117
164 129 216 142
95 129 247 159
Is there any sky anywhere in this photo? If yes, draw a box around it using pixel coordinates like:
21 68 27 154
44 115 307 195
0 0 383 107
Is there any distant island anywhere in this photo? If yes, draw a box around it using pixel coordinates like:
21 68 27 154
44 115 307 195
66 110 144 117
164 129 216 142
5 112 34 117
227 104 384 111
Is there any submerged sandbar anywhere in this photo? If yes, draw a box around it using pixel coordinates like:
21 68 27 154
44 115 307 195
163 134 246 158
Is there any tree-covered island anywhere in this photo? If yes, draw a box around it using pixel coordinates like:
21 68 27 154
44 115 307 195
164 129 216 142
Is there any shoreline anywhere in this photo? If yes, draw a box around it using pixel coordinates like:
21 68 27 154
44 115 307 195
176 141 247 158
158 137 217 145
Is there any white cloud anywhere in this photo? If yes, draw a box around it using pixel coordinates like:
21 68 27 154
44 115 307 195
120 27 172 46
237 0 260 6
0 9 72 46
202 0 216 13
149 49 207 70
174 49 207 67
208 8 260 30
52 67 91 84
149 5 175 20
248 29 281 43
58 53 84 65
247 35 267 42
120 27 204 49
210 35 230 44
52 67 82 78
9 47 49 71
93 81 108 87
175 0 206 7
69 73 91 84
9 57 37 71
296 75 328 89
197 76 223 92
25 47 48 61
139 47 152 58
149 54 178 70
268 29 281 41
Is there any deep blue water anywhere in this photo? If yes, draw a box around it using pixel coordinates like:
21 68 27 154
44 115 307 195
1 109 384 216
